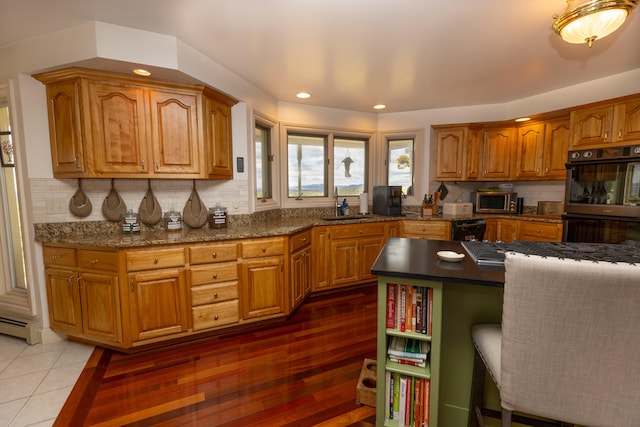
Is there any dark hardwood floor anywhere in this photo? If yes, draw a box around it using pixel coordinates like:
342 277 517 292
56 284 378 426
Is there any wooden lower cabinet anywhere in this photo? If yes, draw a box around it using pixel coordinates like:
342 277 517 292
290 229 312 311
518 220 563 242
127 268 189 342
311 226 331 291
402 220 452 240
240 256 285 320
43 245 122 346
240 237 286 321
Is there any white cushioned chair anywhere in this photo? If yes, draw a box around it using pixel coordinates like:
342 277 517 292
469 252 640 427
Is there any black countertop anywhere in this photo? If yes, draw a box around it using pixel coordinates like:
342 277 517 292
371 238 504 287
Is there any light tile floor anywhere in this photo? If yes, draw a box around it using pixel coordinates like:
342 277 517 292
0 334 93 427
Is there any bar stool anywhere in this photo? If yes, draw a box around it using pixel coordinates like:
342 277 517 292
469 252 640 427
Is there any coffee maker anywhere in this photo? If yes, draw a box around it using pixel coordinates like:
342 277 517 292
372 186 403 216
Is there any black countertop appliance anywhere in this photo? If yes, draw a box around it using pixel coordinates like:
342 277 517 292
372 185 403 216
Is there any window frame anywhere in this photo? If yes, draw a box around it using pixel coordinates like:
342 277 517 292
253 113 280 212
280 124 373 210
380 129 424 207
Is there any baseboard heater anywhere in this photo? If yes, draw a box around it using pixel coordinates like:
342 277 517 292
0 316 40 345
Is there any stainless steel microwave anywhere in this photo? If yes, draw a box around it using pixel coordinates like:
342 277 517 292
474 191 518 213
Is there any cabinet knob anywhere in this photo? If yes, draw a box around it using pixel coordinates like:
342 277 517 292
52 255 60 260
214 315 219 321
214 293 218 298
301 237 307 242
154 257 159 264
262 247 267 252
212 252 217 258
618 129 623 139
155 160 160 171
213 273 218 279
141 159 145 169
90 259 98 264
604 131 609 141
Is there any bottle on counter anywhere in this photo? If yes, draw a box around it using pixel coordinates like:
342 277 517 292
208 204 228 229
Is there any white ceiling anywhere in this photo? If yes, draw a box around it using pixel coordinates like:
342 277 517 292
1 0 639 113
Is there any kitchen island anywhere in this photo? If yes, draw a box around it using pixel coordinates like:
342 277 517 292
371 238 505 427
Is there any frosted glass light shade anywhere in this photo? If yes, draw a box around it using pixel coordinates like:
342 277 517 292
553 0 637 47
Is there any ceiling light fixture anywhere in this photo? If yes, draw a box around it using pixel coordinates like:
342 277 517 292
553 0 638 48
296 92 311 99
133 68 151 76
515 117 531 122
373 104 386 110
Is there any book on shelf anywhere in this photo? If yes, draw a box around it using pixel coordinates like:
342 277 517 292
384 373 430 427
386 284 433 335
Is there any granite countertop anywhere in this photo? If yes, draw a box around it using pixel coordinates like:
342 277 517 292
34 211 563 249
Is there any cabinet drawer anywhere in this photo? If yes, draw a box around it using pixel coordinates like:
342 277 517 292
402 221 451 240
241 238 285 258
126 247 186 271
190 262 238 286
330 222 386 239
43 246 77 267
290 230 312 253
191 282 238 306
78 250 118 272
189 243 238 265
192 300 239 330
518 221 562 242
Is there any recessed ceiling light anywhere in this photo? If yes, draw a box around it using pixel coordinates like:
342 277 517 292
373 104 386 110
296 92 311 99
133 68 151 76
515 117 531 122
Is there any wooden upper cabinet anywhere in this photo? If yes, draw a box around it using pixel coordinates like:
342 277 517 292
34 67 236 179
433 125 482 181
204 90 236 179
44 80 86 176
571 97 640 148
87 81 148 175
515 117 569 181
434 126 465 180
515 123 545 180
542 117 570 179
481 126 515 180
149 89 203 176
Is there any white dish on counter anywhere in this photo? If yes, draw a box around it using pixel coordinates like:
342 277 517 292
437 250 465 262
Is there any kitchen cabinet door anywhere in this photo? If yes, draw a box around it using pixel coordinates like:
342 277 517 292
312 227 331 291
240 256 285 320
330 239 359 286
290 246 311 310
542 118 570 179
80 272 121 343
149 89 203 176
87 81 149 175
44 81 86 176
481 127 515 180
359 236 385 282
45 268 83 335
128 268 188 342
570 104 615 148
515 123 545 179
204 92 235 179
434 126 466 180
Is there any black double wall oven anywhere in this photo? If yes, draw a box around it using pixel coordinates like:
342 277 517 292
563 145 640 243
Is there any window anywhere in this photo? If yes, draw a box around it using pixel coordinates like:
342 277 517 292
334 137 367 196
287 134 327 197
387 138 414 196
255 123 272 200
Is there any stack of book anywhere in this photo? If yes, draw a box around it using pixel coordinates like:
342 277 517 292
386 284 433 335
387 336 430 368
385 372 430 427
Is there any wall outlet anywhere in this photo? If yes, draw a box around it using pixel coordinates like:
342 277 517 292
46 199 67 214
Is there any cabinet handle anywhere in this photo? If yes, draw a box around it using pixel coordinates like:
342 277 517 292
212 252 217 258
214 293 218 298
53 255 60 260
155 160 160 171
604 131 609 141
141 159 145 169
154 257 159 264
213 273 218 279
130 279 135 292
68 275 73 283
261 247 267 252
618 129 622 139
90 259 98 264
214 315 219 321
301 237 307 242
